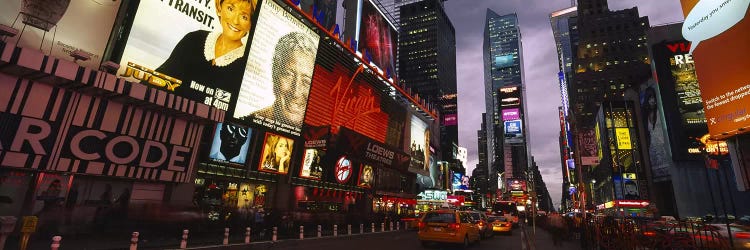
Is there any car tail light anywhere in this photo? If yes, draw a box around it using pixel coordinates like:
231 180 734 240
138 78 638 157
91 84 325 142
449 223 460 231
479 221 484 227
735 232 750 239
644 231 656 237
418 221 425 229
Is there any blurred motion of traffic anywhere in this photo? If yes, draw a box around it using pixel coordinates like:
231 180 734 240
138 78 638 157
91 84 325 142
1 0 750 249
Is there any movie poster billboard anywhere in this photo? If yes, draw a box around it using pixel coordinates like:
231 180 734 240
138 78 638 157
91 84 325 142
357 164 374 188
304 42 392 142
258 132 295 174
0 0 119 69
118 0 259 112
680 0 750 139
358 0 397 73
334 127 410 172
409 115 430 175
234 0 320 136
300 125 330 179
640 82 673 180
209 122 252 165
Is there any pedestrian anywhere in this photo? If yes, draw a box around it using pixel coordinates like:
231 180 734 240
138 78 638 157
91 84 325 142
255 208 265 238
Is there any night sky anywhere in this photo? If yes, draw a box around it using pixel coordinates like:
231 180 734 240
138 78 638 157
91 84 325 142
444 0 685 208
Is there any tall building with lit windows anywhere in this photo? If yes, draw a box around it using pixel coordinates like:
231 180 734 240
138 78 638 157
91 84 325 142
399 0 458 162
482 11 528 196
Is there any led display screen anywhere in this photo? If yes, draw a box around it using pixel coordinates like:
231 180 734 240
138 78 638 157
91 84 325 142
304 44 391 143
504 120 522 136
451 173 463 191
1 0 119 69
680 0 750 139
358 0 397 73
502 108 520 121
443 113 458 126
300 0 339 29
208 122 252 165
258 132 295 174
499 86 521 108
234 0 320 136
117 0 259 112
494 54 515 69
409 115 430 175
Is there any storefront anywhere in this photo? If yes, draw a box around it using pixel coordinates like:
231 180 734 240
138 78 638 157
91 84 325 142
415 190 447 215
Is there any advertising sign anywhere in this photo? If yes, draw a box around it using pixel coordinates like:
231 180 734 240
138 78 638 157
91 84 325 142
494 54 515 69
234 0 320 136
579 127 600 166
443 113 458 126
680 0 750 139
304 43 391 143
208 123 252 165
504 145 513 178
335 127 409 172
615 128 632 150
507 179 527 192
118 0 259 112
640 82 673 179
409 115 430 175
504 120 523 137
451 173 463 191
334 156 353 184
359 0 397 73
502 108 520 121
499 86 521 108
258 132 295 174
418 190 447 201
299 0 339 29
300 148 324 179
357 164 374 188
1 0 119 69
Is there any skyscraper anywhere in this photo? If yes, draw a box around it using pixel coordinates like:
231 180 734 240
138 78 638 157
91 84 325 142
483 11 527 194
399 0 458 161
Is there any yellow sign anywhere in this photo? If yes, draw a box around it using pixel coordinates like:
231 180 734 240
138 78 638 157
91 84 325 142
21 216 38 233
623 173 637 180
605 201 614 208
615 128 632 150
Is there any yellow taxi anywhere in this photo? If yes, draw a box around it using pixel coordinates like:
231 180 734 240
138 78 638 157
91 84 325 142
489 216 512 235
418 210 481 248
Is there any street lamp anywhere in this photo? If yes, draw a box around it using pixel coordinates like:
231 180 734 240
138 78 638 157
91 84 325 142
590 179 597 210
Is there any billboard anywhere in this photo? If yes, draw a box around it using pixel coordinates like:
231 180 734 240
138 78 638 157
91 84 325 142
358 0 397 73
507 179 527 192
502 108 520 121
300 125 330 179
499 86 521 108
117 0 259 112
504 120 523 137
443 113 458 126
494 54 515 69
208 122 252 165
334 155 353 184
615 128 632 150
680 0 750 139
640 82 673 180
300 0 339 29
579 127 600 166
410 115 430 174
304 43 392 143
234 0 321 136
258 132 295 174
334 127 410 172
1 0 119 69
452 173 467 191
357 164 374 188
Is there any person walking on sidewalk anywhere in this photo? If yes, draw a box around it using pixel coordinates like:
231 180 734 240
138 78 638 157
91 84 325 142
549 213 567 246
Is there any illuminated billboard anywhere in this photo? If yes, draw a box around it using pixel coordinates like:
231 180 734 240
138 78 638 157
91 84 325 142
1 1 119 69
443 113 458 126
502 108 520 121
504 120 523 137
507 179 527 192
640 82 673 179
494 54 515 69
300 0 339 29
359 0 397 73
499 86 521 108
209 123 252 165
117 0 259 112
452 173 465 191
357 164 375 188
680 0 750 139
300 148 324 179
304 42 393 143
258 132 295 175
410 115 430 175
234 0 320 136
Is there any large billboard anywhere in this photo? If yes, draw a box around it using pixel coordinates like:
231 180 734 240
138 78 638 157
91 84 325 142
299 125 330 180
494 54 515 69
117 0 259 112
680 0 750 139
640 82 673 180
258 132 295 175
304 42 392 143
358 0 397 73
499 86 521 108
0 0 119 69
208 122 252 165
300 0 339 29
234 0 320 136
409 115 430 175
502 108 520 121
334 127 410 172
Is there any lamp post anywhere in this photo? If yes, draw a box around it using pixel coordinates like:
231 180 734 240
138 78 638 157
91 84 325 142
590 179 596 211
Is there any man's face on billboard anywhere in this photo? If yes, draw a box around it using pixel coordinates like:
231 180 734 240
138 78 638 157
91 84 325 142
276 49 314 125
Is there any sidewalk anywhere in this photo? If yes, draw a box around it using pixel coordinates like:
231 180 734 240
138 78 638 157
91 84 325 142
526 227 581 250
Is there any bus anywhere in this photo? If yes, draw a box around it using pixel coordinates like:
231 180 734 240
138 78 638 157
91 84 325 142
492 201 519 227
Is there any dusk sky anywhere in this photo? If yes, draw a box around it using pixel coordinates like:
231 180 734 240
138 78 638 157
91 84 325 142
444 0 685 208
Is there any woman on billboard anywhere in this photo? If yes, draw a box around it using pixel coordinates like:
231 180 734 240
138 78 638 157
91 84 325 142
153 0 258 101
260 134 293 174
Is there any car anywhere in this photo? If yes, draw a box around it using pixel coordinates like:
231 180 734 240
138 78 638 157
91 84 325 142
693 224 750 249
488 216 512 235
418 210 481 248
466 211 493 239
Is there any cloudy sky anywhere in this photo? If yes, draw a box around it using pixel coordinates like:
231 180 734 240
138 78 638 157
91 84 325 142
444 0 685 208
